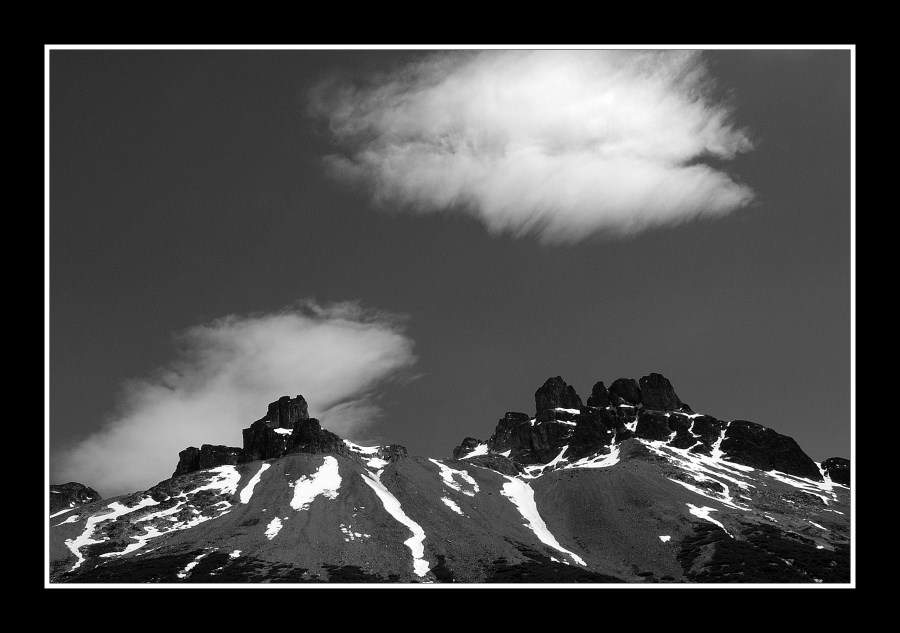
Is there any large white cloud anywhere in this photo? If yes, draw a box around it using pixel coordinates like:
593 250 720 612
312 50 755 243
53 301 417 496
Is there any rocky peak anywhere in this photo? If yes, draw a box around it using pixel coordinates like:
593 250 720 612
638 373 683 410
534 376 583 414
586 381 611 408
263 395 309 429
50 482 102 513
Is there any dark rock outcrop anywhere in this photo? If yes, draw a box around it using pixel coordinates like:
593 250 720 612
608 378 641 406
534 377 583 414
586 381 611 408
635 410 674 441
289 418 351 458
639 373 683 410
376 444 409 464
242 419 295 462
453 437 485 460
50 482 101 513
719 420 822 480
568 408 614 459
173 444 243 477
821 457 850 486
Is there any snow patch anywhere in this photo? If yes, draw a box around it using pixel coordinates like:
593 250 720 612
177 549 215 579
290 456 341 511
659 535 671 542
808 520 828 531
500 475 586 566
429 459 479 496
440 496 465 516
50 508 76 519
273 428 292 435
265 516 285 540
686 503 732 537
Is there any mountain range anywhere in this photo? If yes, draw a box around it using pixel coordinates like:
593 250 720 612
48 373 850 584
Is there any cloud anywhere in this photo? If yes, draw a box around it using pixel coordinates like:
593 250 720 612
53 301 417 496
311 50 755 243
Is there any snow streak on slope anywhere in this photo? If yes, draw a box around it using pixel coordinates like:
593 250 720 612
240 463 271 504
440 497 466 516
429 459 479 496
50 508 76 519
64 497 160 570
564 444 620 470
764 469 839 505
63 466 244 568
360 471 430 577
290 456 341 511
500 475 586 566
54 514 81 527
177 549 215 579
686 503 731 537
642 439 754 510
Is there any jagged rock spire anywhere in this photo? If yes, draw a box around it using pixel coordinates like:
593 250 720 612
534 376 583 414
638 373 683 410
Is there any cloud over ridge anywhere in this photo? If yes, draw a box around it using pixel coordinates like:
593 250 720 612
312 50 755 243
54 301 417 496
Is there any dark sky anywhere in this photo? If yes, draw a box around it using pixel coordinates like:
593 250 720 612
49 48 852 493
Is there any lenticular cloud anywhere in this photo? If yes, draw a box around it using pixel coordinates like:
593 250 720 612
312 50 755 243
54 301 417 496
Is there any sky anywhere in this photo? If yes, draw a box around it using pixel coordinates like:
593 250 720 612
48 47 853 497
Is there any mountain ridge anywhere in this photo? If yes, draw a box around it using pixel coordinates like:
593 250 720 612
49 372 851 584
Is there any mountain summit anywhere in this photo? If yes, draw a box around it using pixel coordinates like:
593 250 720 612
50 374 850 584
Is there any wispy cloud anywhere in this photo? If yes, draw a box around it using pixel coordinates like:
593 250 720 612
311 50 754 243
53 301 417 496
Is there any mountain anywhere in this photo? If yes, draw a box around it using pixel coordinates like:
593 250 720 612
49 374 850 584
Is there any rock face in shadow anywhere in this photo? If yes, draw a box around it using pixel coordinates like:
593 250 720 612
719 420 823 481
173 445 243 478
821 457 850 486
50 482 102 513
